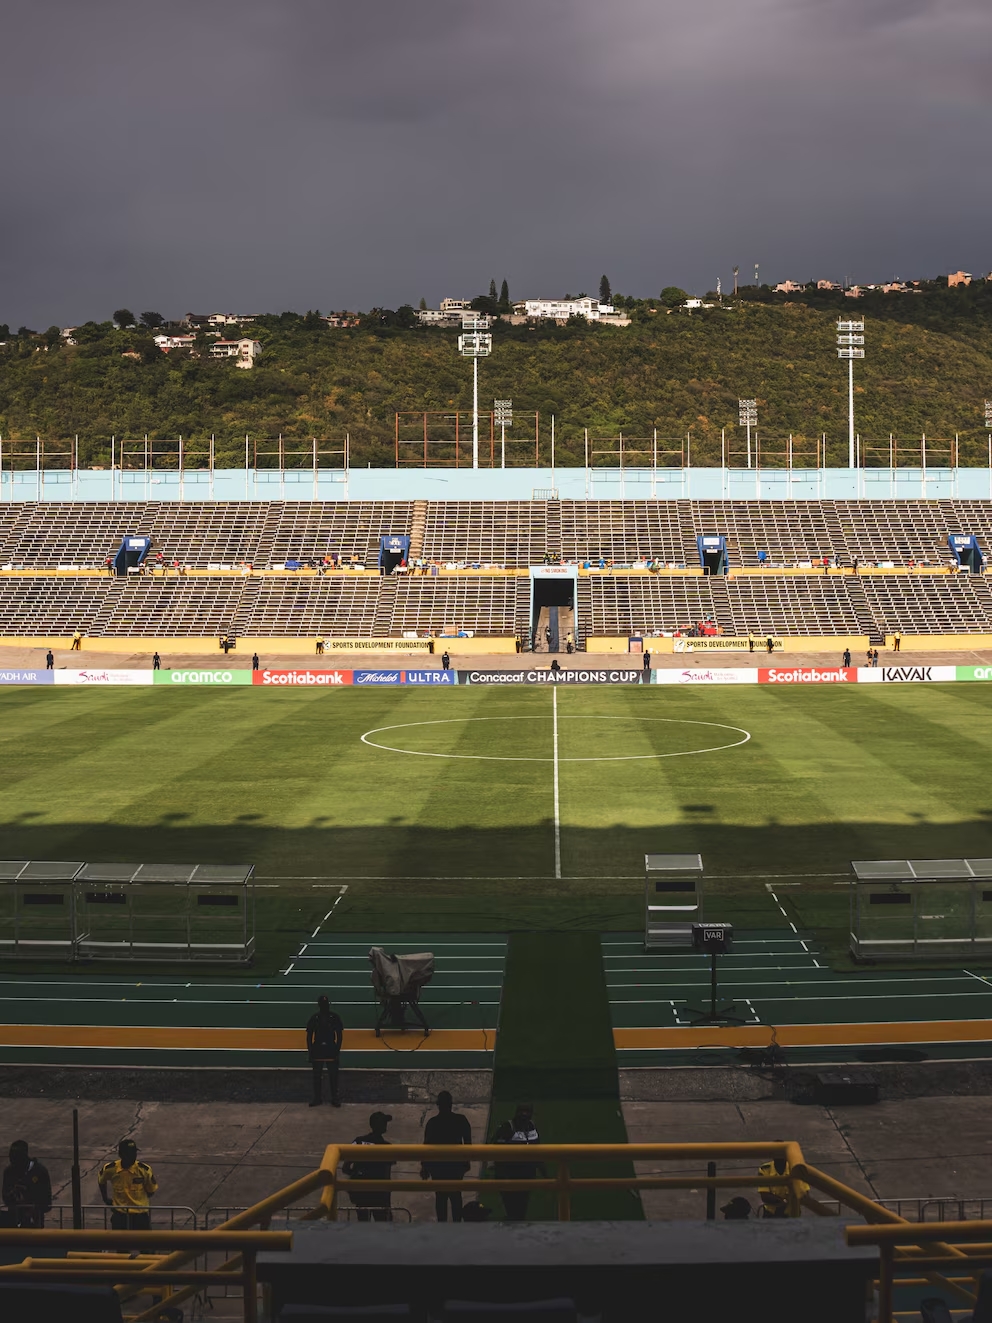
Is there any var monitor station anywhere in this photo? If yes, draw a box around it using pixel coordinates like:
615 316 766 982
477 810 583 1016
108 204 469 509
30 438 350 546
645 854 703 950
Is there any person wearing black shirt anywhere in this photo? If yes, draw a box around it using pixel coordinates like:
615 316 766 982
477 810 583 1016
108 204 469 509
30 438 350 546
305 995 343 1107
343 1112 393 1221
494 1106 545 1222
421 1091 472 1222
152 652 161 671
2 1140 52 1228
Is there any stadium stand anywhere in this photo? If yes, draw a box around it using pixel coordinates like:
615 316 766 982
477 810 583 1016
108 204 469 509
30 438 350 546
236 578 386 637
268 501 414 569
690 499 841 567
421 501 548 567
3 498 992 643
579 577 719 637
561 500 690 566
856 573 992 636
391 577 528 638
721 577 867 637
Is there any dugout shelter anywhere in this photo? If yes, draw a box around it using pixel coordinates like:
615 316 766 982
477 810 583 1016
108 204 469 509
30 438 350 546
850 858 992 961
0 860 255 964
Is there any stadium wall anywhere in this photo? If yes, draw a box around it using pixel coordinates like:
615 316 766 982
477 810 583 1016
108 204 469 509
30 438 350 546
587 635 871 654
0 635 518 655
5 466 992 502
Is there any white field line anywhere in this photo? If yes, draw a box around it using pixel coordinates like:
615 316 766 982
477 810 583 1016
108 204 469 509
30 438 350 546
281 885 348 976
553 687 561 880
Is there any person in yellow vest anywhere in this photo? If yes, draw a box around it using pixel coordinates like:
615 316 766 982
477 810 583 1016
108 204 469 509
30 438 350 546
757 1154 808 1218
98 1139 158 1230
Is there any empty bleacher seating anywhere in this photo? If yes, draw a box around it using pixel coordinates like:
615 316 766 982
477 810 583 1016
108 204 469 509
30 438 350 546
561 500 690 565
236 579 385 637
857 574 992 634
269 502 414 569
421 502 547 567
392 578 528 637
721 577 865 636
690 500 840 567
579 578 722 636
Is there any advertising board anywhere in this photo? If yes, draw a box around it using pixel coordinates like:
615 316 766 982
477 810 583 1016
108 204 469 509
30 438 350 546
655 668 759 684
955 666 992 682
0 669 53 684
251 670 352 686
57 670 154 685
405 670 456 685
758 667 857 684
353 670 404 686
674 638 784 653
459 669 644 685
155 670 251 685
322 638 433 653
858 666 957 683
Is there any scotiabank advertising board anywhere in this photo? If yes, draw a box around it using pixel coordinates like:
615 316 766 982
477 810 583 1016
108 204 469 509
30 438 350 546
253 669 353 686
759 666 858 684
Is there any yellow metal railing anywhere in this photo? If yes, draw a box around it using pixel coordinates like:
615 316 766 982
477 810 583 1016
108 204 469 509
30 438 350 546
4 1143 990 1323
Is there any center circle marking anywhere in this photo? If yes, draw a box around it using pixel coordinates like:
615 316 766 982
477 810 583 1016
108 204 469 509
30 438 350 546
359 716 751 763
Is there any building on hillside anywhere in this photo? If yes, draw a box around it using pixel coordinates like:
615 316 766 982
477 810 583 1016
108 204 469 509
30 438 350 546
154 334 196 351
322 312 360 328
844 286 865 299
511 297 616 322
416 297 473 326
682 298 715 311
948 271 972 288
816 280 842 291
208 338 263 368
773 280 805 294
184 312 258 328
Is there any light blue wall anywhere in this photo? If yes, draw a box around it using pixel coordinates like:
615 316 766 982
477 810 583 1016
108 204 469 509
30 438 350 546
3 466 992 502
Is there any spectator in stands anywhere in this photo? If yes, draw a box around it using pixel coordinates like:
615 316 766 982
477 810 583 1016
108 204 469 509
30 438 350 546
442 651 450 671
71 630 82 651
45 650 53 670
495 1106 545 1222
152 652 161 671
306 994 343 1106
842 648 851 668
2 1140 52 1228
343 1113 394 1222
852 556 860 574
98 1139 158 1230
545 626 552 649
105 556 114 576
252 653 260 671
421 1091 472 1222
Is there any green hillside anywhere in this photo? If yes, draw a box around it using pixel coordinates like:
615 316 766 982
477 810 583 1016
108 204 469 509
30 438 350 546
3 283 992 468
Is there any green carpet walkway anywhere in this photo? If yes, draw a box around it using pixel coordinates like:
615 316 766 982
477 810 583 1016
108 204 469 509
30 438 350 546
487 931 643 1221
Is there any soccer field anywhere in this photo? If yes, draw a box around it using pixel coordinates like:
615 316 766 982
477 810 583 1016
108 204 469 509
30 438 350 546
4 683 992 1069
4 682 992 942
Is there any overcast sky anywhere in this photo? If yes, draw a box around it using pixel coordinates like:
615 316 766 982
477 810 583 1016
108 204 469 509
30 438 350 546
2 0 989 327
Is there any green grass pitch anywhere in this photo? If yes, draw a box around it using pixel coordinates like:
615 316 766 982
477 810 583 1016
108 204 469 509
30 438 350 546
3 683 992 972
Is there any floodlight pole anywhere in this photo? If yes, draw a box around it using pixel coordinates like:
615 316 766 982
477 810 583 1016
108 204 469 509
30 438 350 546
837 320 865 469
472 355 479 469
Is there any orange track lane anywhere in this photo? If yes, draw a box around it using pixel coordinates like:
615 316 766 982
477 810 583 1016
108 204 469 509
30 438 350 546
0 1020 990 1054
613 1020 992 1050
0 1024 492 1052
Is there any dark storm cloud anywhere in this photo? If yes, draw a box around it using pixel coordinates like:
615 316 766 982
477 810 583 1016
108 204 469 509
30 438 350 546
1 0 990 327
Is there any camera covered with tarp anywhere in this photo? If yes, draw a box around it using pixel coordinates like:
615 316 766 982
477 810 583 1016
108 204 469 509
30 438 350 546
369 946 434 1036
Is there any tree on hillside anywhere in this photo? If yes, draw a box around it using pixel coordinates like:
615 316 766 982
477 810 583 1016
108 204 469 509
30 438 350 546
470 292 498 315
660 286 687 307
140 311 165 329
599 274 611 304
499 279 509 310
419 297 427 310
488 278 498 301
113 309 135 328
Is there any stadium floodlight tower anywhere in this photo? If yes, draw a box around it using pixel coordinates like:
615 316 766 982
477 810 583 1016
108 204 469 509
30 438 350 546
494 398 512 468
458 315 493 469
837 319 865 468
738 398 757 468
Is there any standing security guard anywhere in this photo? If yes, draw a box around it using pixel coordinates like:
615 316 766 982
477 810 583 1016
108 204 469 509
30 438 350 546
2 1140 52 1227
98 1139 158 1230
306 994 343 1107
757 1153 808 1218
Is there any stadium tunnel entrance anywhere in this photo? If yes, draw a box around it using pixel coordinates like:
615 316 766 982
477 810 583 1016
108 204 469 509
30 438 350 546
379 534 411 574
114 535 151 577
530 564 577 652
948 533 984 574
697 534 728 576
